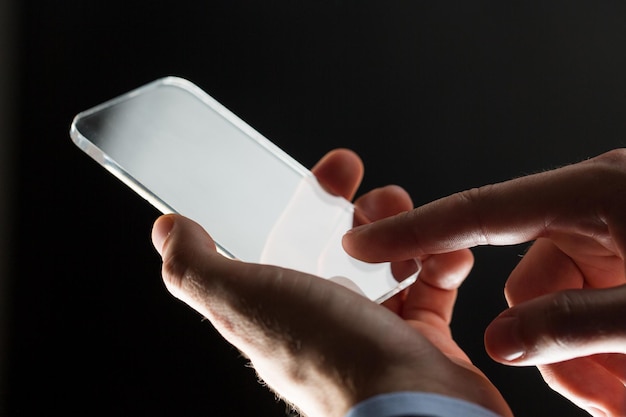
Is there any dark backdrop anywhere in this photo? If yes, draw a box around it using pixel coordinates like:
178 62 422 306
7 1 626 416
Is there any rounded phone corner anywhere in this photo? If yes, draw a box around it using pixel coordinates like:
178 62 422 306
374 258 422 304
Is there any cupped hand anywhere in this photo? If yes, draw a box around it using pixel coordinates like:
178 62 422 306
151 149 511 417
343 149 626 416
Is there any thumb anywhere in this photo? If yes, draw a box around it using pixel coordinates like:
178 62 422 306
151 213 331 344
484 284 626 365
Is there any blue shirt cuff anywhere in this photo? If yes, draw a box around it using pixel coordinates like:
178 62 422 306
344 392 503 417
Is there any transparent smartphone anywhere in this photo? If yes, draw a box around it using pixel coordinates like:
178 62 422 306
70 77 420 303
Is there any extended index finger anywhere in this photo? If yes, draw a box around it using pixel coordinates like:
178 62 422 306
343 150 626 262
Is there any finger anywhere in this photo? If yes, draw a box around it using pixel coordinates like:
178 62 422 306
484 284 626 365
311 148 364 201
592 353 626 385
402 249 474 326
353 185 419 312
343 150 626 262
537 358 626 416
504 238 585 306
353 185 413 226
396 250 474 363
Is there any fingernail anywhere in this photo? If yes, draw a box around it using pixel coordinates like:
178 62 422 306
486 316 526 362
152 215 175 256
345 223 369 236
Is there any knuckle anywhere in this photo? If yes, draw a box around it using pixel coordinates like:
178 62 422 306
161 248 198 292
540 286 626 352
542 291 581 348
403 209 428 255
585 149 626 194
453 186 494 245
593 148 626 166
540 290 608 349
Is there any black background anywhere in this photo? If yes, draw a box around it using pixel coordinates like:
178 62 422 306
6 1 626 416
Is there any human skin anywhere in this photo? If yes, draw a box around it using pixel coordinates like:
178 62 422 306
151 149 512 417
343 149 626 416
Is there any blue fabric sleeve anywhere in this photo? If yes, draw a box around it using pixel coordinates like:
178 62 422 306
344 392 503 417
